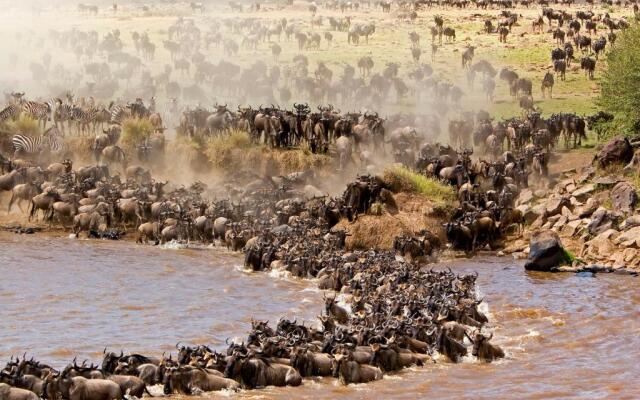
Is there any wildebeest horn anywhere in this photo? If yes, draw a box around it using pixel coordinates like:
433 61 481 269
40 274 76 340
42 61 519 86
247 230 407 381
103 347 107 354
176 342 182 349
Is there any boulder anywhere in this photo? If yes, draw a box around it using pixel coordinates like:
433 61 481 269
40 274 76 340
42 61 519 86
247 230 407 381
614 226 640 248
610 182 638 214
584 236 617 261
572 184 595 201
594 176 620 189
525 230 572 271
534 189 548 198
623 148 640 175
587 208 620 235
517 204 538 224
545 196 570 217
576 197 600 218
561 219 583 237
620 215 640 230
518 188 534 205
594 136 634 169
577 166 595 184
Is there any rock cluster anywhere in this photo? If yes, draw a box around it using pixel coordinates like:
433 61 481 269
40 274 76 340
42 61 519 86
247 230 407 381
510 157 640 273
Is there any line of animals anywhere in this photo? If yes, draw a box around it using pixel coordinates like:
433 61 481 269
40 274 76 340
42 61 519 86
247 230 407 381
0 249 502 397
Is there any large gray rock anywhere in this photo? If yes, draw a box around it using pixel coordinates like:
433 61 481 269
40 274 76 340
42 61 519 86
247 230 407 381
594 136 634 169
615 226 640 248
623 148 640 175
545 196 570 217
572 184 595 201
518 189 534 205
561 219 583 237
587 208 620 235
525 230 572 271
620 215 640 230
576 197 600 218
610 182 638 214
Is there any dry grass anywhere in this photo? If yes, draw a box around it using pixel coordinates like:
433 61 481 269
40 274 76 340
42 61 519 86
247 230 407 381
205 130 331 174
382 165 456 206
121 117 153 149
2 115 41 137
66 137 94 163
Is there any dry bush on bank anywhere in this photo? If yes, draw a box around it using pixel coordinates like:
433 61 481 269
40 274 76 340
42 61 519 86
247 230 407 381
121 117 153 150
2 115 41 137
382 165 456 206
205 130 331 174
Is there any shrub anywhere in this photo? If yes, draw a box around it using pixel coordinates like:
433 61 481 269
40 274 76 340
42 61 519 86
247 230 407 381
121 117 153 149
597 22 640 137
3 114 41 137
205 130 253 169
382 165 456 206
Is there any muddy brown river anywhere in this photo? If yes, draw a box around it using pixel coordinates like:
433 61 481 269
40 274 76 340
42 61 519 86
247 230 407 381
1 231 639 399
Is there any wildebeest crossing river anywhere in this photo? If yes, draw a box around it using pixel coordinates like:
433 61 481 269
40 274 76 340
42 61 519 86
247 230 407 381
1 232 639 399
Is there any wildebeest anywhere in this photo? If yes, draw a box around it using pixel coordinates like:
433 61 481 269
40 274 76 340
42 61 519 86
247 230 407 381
472 332 505 362
553 59 566 81
541 72 554 98
580 57 596 79
331 351 383 384
163 366 239 394
224 352 302 389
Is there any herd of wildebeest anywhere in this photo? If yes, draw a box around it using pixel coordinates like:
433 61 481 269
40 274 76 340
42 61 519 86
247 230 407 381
0 0 635 396
0 89 608 394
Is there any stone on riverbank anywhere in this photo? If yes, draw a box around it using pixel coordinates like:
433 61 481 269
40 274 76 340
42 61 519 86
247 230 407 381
610 182 638 214
525 230 572 271
594 136 634 169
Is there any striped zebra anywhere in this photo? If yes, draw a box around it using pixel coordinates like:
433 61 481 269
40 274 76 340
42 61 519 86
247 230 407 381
12 127 65 158
70 106 99 135
21 100 52 128
109 103 129 125
53 99 74 133
0 104 21 123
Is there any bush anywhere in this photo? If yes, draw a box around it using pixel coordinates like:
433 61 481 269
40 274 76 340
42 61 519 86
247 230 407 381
205 130 253 169
2 114 41 137
205 130 331 174
121 117 153 149
597 22 640 137
382 165 456 206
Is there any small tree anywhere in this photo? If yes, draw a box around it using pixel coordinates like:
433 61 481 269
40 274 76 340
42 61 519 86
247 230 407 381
598 22 640 137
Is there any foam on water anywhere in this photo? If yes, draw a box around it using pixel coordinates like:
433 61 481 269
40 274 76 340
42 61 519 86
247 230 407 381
159 240 189 250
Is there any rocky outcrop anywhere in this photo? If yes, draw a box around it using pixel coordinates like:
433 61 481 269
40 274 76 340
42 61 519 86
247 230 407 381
512 159 640 273
594 136 633 169
524 230 571 272
610 182 638 214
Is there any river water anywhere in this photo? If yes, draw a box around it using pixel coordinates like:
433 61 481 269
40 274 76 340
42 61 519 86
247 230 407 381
1 232 639 399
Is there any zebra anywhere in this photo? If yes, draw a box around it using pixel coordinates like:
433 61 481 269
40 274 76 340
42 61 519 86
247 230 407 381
12 127 65 158
70 106 99 135
21 100 52 128
53 99 74 132
0 104 21 123
109 103 130 125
